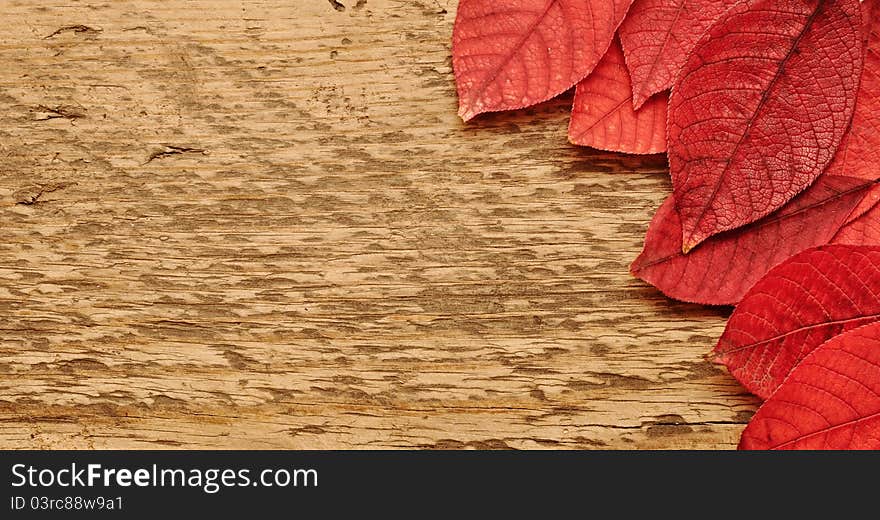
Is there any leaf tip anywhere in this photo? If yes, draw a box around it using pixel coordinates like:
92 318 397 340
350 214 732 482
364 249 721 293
631 93 647 112
457 103 479 123
705 349 725 366
681 231 705 254
628 253 646 277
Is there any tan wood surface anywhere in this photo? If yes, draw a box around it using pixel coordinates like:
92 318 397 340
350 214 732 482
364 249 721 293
0 0 759 449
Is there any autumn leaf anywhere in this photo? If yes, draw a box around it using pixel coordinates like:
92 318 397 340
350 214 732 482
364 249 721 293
740 320 880 450
630 176 873 306
568 38 667 154
618 0 740 110
452 0 633 121
714 245 880 400
668 0 864 252
828 0 880 225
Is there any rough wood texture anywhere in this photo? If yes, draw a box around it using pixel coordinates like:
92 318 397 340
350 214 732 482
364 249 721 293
0 0 759 449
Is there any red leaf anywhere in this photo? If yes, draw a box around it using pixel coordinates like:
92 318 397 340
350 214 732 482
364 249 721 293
668 0 864 252
740 320 880 450
631 176 872 306
569 38 667 154
618 0 740 110
827 0 880 224
715 245 880 400
452 0 633 121
834 199 880 246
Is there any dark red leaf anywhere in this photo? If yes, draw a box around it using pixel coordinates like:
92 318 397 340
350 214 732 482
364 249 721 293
740 320 880 450
715 245 880 400
618 0 740 110
827 0 880 224
631 176 872 306
668 0 864 252
452 0 633 121
569 38 667 154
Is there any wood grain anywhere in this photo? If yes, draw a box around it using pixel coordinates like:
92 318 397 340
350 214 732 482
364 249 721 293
0 0 759 449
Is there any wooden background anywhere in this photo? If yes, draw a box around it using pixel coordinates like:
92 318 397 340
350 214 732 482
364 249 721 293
0 0 758 449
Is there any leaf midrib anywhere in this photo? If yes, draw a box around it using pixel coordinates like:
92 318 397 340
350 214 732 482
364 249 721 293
771 409 880 449
717 313 880 357
464 0 560 110
682 5 824 249
632 177 877 271
634 1 686 105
